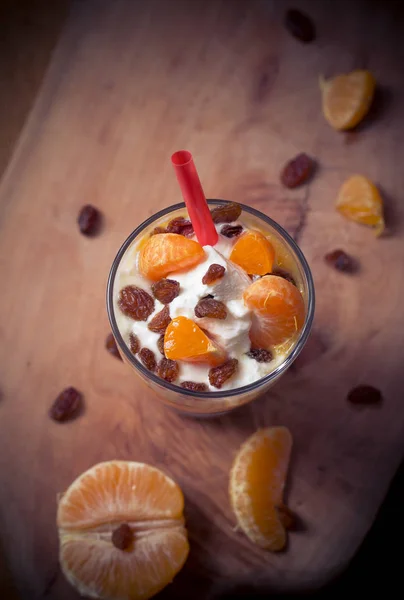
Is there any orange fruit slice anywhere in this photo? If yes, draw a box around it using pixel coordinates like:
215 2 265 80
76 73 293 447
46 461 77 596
229 427 293 551
229 230 275 276
57 461 189 600
336 174 385 235
139 233 205 281
164 316 226 366
243 275 305 347
321 69 376 130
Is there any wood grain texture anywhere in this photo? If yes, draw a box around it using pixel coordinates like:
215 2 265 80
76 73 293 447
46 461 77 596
0 0 404 597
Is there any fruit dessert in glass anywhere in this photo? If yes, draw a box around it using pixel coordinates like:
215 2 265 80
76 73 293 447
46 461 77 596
107 203 314 416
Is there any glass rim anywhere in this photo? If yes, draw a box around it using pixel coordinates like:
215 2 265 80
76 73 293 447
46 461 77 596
106 200 315 400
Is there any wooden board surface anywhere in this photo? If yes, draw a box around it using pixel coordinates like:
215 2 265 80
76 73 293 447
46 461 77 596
1 0 404 597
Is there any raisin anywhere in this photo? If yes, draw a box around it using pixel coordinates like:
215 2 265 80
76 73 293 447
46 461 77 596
157 334 165 356
49 387 83 422
148 305 171 333
202 264 226 285
284 9 316 43
209 358 238 389
246 348 273 363
166 216 194 237
111 524 133 550
118 286 154 321
324 249 357 273
347 385 382 406
138 348 156 372
151 279 180 304
194 298 227 319
105 333 122 360
280 153 315 188
77 204 102 236
272 268 296 286
156 358 179 383
221 224 243 238
181 381 208 392
151 226 167 236
210 202 242 224
129 333 140 354
275 504 296 530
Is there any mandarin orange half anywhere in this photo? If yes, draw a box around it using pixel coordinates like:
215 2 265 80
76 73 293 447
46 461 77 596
243 275 305 347
229 230 275 276
139 233 205 281
57 461 189 600
164 316 226 366
229 427 293 551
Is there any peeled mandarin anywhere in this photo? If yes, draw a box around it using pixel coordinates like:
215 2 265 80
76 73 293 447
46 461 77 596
57 461 189 600
243 275 305 347
229 230 275 276
336 174 385 235
139 233 205 281
164 316 226 366
229 427 293 551
321 69 376 131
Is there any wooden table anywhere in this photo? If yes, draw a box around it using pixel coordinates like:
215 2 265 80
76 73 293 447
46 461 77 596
1 0 404 597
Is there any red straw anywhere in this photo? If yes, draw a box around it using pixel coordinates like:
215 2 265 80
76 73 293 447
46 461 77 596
171 150 218 246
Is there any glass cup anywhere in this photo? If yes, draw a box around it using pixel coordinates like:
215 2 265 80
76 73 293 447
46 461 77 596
107 200 315 416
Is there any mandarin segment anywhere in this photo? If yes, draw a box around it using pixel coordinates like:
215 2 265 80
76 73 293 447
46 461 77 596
139 233 205 281
229 230 275 276
321 69 376 130
57 461 185 530
60 529 189 600
229 427 293 551
164 316 227 366
243 275 305 347
57 461 189 600
336 174 385 235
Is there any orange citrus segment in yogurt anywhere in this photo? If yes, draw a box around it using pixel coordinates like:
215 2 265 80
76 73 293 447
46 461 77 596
336 174 385 235
229 427 293 551
57 461 189 600
243 275 305 347
139 233 205 281
229 230 275 276
164 316 226 366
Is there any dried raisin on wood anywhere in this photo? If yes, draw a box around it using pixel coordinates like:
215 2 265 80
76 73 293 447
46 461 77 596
181 381 208 392
138 348 156 372
347 385 382 406
49 387 83 422
209 358 238 389
284 9 316 43
271 268 296 286
221 224 243 238
106 333 122 360
324 249 357 273
148 305 171 333
210 202 242 223
156 358 179 383
118 286 154 321
202 264 226 285
77 204 102 236
129 333 140 354
111 524 133 550
166 216 194 237
280 153 315 188
195 297 227 319
246 348 273 363
151 279 180 304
